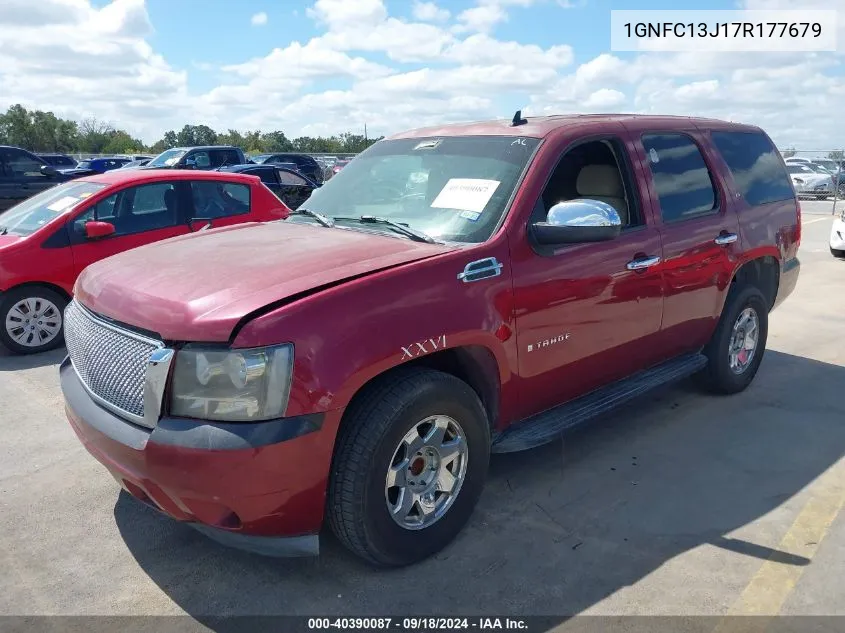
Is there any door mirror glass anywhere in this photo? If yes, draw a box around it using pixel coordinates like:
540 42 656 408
531 199 622 245
183 158 197 168
84 220 116 239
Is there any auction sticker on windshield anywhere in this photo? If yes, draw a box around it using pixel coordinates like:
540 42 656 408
46 196 79 212
431 178 500 213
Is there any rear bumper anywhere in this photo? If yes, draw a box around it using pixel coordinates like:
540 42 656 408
60 357 342 557
773 256 800 311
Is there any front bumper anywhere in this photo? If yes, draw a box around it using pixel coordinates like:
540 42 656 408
60 357 342 557
794 183 833 196
830 217 845 251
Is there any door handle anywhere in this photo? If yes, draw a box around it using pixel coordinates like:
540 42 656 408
626 255 661 271
715 232 738 246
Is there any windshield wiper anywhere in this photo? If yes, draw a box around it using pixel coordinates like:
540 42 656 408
292 207 334 228
333 215 437 244
0 226 7 236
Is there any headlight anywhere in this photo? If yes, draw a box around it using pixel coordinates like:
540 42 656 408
170 344 294 422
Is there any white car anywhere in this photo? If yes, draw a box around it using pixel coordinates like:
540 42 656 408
786 163 834 199
831 212 845 258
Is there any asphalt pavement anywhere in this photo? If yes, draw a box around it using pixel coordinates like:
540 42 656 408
1 208 842 625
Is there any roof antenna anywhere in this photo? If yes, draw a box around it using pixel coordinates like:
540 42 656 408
512 109 528 126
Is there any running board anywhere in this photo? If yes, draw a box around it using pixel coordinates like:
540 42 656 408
491 353 708 454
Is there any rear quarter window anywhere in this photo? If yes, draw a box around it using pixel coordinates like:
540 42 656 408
711 131 794 206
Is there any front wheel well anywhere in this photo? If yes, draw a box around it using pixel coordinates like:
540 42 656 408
1 282 71 304
342 346 501 432
731 256 779 311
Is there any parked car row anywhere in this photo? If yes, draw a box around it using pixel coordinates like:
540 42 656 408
0 169 289 353
7 113 799 568
1 144 331 212
783 156 845 198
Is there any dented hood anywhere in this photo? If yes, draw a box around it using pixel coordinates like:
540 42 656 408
75 220 454 341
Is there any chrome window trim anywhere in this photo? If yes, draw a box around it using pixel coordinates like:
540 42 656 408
67 302 165 429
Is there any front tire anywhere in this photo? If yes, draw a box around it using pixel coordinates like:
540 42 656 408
327 368 490 567
698 285 768 394
831 247 845 259
0 286 67 355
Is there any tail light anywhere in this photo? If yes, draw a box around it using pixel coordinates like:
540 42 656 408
795 199 802 247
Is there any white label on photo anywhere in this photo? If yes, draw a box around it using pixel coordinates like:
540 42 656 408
431 179 500 213
47 196 79 212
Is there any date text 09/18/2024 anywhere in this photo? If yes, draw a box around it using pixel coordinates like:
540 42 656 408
307 617 529 631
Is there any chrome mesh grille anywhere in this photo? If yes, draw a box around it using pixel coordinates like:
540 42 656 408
64 301 162 421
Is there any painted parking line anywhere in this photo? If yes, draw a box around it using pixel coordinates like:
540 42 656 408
712 460 845 632
802 217 832 225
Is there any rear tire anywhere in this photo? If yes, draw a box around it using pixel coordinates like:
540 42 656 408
327 368 490 567
698 285 768 395
0 286 67 355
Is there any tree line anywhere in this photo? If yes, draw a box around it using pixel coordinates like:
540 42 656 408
781 147 844 160
0 104 382 156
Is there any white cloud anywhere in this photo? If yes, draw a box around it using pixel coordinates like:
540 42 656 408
412 1 450 22
250 12 268 26
3 0 845 152
455 0 540 33
0 0 186 140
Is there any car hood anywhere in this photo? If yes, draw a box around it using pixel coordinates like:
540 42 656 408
0 233 22 250
75 221 456 342
792 173 830 184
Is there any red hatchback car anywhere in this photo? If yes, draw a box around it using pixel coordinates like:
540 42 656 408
0 169 288 354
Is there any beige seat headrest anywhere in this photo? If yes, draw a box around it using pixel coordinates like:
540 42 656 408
576 164 625 198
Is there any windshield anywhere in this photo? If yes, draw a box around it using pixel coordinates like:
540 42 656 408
298 136 540 243
786 165 811 174
0 181 106 237
252 155 271 163
148 149 187 167
77 161 92 169
813 160 839 172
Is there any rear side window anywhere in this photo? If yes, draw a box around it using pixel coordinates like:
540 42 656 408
209 150 241 167
642 133 717 222
711 131 794 206
248 167 277 185
277 170 308 186
1 148 48 178
190 181 250 218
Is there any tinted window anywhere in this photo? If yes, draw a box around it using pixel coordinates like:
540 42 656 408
209 150 241 167
1 148 48 178
75 182 180 236
246 167 276 185
277 170 308 186
643 133 716 222
190 181 250 218
711 131 794 206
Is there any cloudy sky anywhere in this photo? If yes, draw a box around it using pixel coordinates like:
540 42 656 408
0 0 843 148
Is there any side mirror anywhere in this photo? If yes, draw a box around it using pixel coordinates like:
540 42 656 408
183 158 197 169
84 221 116 240
531 199 622 245
40 164 59 177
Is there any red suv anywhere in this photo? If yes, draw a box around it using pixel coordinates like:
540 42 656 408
0 169 288 354
61 114 800 567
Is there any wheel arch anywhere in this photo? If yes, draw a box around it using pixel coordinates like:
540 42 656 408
729 255 779 311
1 281 72 304
340 344 502 434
